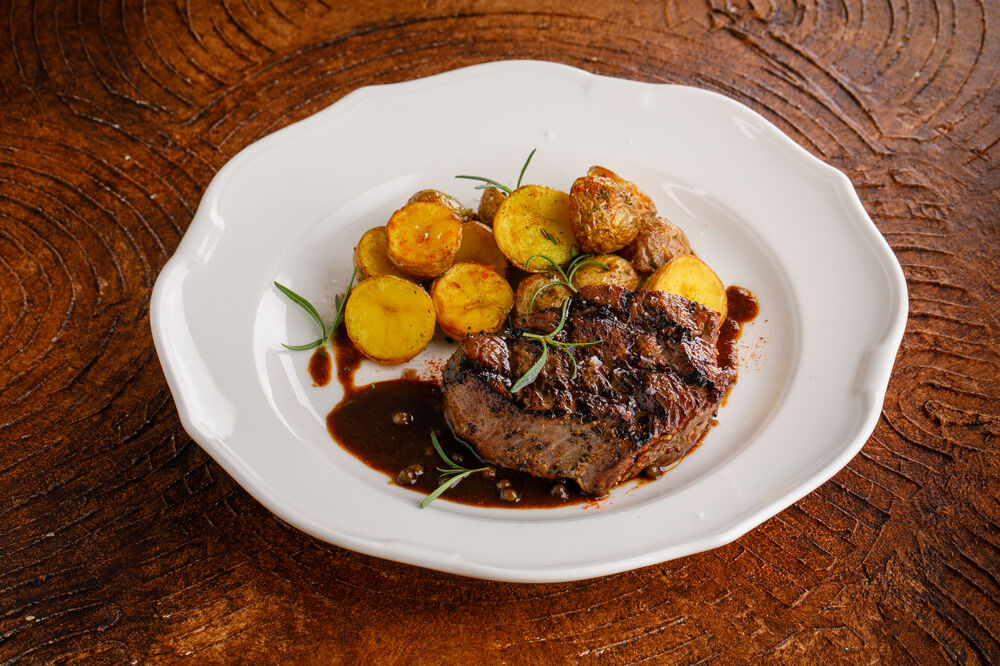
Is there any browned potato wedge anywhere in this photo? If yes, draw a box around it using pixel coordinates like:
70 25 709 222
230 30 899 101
408 189 476 222
354 226 408 280
642 255 727 320
344 276 436 364
493 185 575 272
568 174 644 254
587 166 657 217
571 254 640 291
477 187 506 226
621 216 693 273
511 273 572 328
431 263 514 339
453 221 509 276
385 202 463 279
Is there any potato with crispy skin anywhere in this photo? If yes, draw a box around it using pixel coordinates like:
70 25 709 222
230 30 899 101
511 273 573 328
477 187 506 226
408 189 476 222
453 221 509 276
493 185 575 272
642 255 727 320
345 276 436 364
587 166 657 217
431 263 514 339
354 226 408 280
568 174 644 254
621 216 693 273
385 202 463 279
571 254 640 291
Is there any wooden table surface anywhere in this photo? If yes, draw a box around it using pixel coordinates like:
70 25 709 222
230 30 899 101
2 0 998 663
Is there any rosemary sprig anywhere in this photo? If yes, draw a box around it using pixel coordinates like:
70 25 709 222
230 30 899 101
523 253 610 314
511 298 603 392
420 431 489 508
540 228 557 244
455 148 537 194
274 267 357 350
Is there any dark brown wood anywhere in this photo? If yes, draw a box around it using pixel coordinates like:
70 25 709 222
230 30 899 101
1 0 997 662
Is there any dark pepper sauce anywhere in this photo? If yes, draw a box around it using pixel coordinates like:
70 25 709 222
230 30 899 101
308 347 332 387
324 286 758 508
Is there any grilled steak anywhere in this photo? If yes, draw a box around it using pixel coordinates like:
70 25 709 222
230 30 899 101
441 285 731 496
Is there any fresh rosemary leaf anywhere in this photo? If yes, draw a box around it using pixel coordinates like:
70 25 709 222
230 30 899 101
420 471 471 509
280 339 324 351
516 148 537 189
511 342 548 393
454 175 512 194
275 281 327 350
540 228 557 244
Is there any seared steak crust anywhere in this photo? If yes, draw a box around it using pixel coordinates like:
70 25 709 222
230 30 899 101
442 285 731 496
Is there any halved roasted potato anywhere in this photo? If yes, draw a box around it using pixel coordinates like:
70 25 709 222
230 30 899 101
587 166 657 217
492 185 575 272
385 202 463 279
408 189 476 222
571 254 640 291
621 216 693 273
431 263 514 339
568 174 644 254
642 255 727 320
477 187 507 226
511 272 572 328
344 276 436 364
354 226 408 280
453 221 509 276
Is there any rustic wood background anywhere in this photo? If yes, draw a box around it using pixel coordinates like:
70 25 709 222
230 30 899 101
2 0 998 662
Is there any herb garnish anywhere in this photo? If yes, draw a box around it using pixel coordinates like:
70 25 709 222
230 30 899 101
274 267 357 350
511 298 603 392
455 148 537 194
540 228 558 244
420 430 489 508
524 253 610 314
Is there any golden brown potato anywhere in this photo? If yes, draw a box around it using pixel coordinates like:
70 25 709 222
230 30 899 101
621 216 693 273
571 254 640 291
344 276 436 364
587 166 657 217
353 226 408 280
493 185 575 272
407 189 476 222
385 202 463 279
568 175 643 254
477 187 506 226
431 263 514 339
642 255 727 320
453 221 509 276
511 273 572 328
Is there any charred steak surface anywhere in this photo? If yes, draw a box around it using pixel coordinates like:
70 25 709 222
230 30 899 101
441 285 731 496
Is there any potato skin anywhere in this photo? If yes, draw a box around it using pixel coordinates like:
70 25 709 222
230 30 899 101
621 216 693 273
568 175 643 254
385 202 463 279
571 254 640 291
431 262 514 339
354 226 408 280
641 255 727 320
408 189 476 222
344 276 436 364
587 166 657 217
477 187 506 226
511 273 572 328
453 221 509 276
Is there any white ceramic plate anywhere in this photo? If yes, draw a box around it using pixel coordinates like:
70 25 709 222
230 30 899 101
150 61 907 583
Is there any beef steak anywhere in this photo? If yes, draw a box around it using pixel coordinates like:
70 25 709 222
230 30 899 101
441 284 731 496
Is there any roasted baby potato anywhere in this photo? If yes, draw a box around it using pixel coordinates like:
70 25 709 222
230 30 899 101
431 262 514 339
493 185 575 272
511 273 572 328
571 254 640 291
621 216 693 273
354 226 408 280
344 275 436 364
477 187 506 226
453 221 509 276
587 166 657 217
568 174 644 254
385 202 463 279
408 189 476 222
642 255 727 320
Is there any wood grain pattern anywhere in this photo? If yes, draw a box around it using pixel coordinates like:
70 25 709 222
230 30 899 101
1 0 997 662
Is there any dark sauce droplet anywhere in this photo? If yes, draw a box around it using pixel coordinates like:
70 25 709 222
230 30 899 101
308 347 331 387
